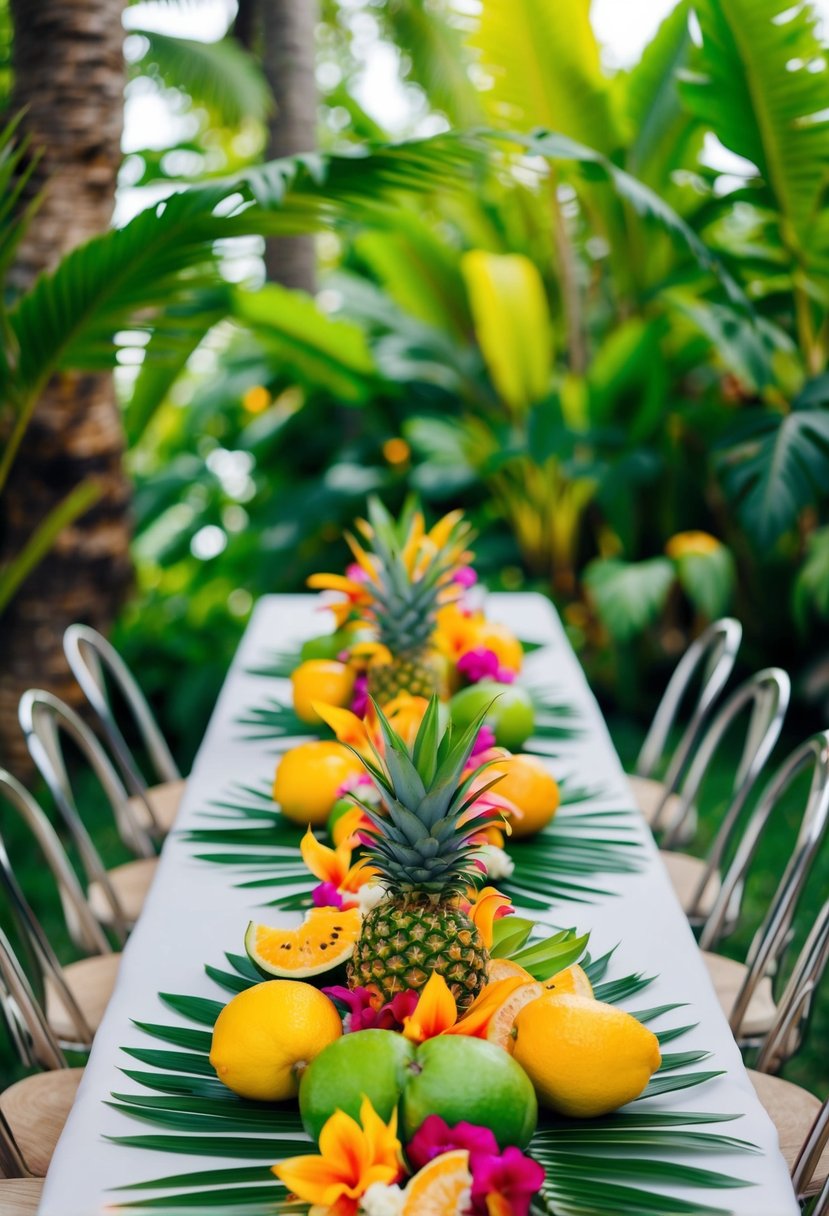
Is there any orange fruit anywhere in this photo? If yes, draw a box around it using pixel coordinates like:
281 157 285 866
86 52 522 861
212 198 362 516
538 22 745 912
402 1149 472 1214
492 753 560 837
291 659 355 724
487 958 534 983
541 962 593 998
273 740 364 826
479 622 524 674
486 979 543 1050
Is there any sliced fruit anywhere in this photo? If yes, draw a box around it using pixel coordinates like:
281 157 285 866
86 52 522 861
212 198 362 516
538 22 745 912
402 1149 472 1215
541 962 593 998
486 980 543 1050
487 958 534 983
245 907 362 980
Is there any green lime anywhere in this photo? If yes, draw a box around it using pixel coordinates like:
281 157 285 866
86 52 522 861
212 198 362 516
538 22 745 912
401 1035 537 1149
327 796 357 841
299 1029 415 1143
450 681 535 750
300 629 351 662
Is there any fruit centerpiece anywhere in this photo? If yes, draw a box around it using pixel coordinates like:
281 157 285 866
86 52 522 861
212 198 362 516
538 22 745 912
203 702 663 1214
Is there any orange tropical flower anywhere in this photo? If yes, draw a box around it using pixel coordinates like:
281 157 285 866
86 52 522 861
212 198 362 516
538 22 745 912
273 1095 402 1215
306 572 373 628
300 828 377 897
330 804 372 848
402 971 526 1043
433 603 486 661
314 703 376 758
315 695 432 758
463 886 513 951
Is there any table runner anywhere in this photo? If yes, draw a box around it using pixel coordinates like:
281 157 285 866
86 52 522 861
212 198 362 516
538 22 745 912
39 593 799 1215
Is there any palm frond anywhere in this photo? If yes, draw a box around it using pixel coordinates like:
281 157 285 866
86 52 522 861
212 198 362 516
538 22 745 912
682 0 829 257
108 940 756 1215
468 0 621 152
132 29 272 127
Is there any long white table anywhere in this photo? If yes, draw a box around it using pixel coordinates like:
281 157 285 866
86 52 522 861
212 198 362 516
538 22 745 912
39 594 799 1214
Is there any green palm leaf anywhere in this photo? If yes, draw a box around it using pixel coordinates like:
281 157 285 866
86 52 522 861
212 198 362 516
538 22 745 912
468 0 621 152
682 0 829 257
109 939 756 1216
132 29 272 127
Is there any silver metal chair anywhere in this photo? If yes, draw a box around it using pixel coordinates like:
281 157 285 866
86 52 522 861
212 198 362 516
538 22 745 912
657 668 790 924
753 901 829 1076
629 617 742 836
0 931 84 1179
18 691 159 934
64 624 184 838
699 731 829 1048
0 771 121 1050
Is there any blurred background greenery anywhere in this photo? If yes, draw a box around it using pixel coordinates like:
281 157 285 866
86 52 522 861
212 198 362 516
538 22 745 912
1 0 829 1096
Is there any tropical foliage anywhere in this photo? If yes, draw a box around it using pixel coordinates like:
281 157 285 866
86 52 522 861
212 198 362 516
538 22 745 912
55 0 822 763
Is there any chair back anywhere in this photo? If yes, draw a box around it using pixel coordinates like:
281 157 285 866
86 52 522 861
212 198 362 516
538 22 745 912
657 669 790 922
0 926 68 1070
64 624 179 820
753 901 829 1075
792 1095 829 1204
0 1104 29 1179
0 772 105 1046
19 691 153 942
700 731 829 1038
635 617 742 791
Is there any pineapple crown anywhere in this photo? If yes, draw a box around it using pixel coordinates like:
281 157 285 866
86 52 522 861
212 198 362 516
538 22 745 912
347 695 502 897
347 497 475 655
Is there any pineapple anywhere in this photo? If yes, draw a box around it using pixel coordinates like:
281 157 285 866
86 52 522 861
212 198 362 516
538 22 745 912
348 498 474 704
347 696 495 1009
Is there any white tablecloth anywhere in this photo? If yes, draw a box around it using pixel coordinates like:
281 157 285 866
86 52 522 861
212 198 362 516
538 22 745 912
39 593 799 1214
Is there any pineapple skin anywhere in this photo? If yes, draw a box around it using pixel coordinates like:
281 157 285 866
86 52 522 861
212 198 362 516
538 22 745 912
350 896 489 1009
367 651 442 704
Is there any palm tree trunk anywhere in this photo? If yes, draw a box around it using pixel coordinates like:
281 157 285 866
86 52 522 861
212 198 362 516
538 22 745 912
261 0 318 291
0 0 131 774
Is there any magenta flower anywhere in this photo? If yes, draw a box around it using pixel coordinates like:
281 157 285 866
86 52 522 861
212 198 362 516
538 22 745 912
406 1116 498 1171
457 648 515 686
311 882 345 909
469 1145 545 1216
453 566 478 589
470 724 497 757
346 562 370 584
406 1117 544 1215
322 985 419 1033
350 671 370 717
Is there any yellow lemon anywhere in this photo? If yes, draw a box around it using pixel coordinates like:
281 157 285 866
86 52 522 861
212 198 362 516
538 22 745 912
209 980 342 1101
540 962 593 998
492 754 560 837
273 740 365 826
291 660 355 724
479 622 524 674
512 993 661 1118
